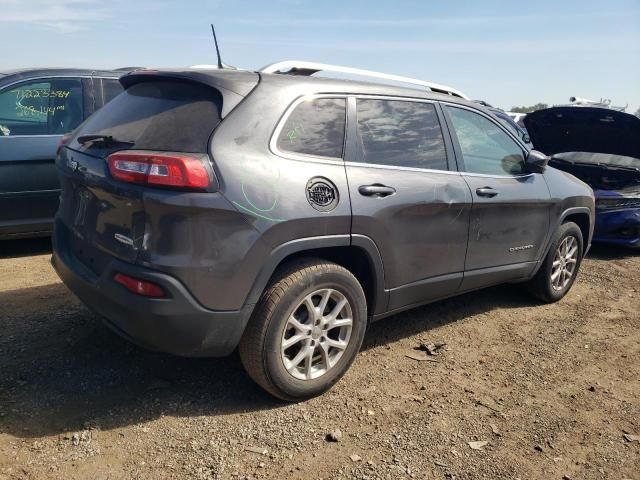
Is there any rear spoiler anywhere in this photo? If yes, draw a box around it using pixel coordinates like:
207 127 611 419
119 69 259 118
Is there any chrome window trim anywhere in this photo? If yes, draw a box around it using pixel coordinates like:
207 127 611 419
270 94 505 174
269 93 348 165
270 93 458 172
461 171 534 179
344 161 462 176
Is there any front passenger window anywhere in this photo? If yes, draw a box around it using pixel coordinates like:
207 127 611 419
446 106 525 176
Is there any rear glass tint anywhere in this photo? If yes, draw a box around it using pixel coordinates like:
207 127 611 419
276 98 346 158
72 80 222 153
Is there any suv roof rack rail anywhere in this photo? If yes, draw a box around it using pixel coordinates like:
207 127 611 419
260 60 469 100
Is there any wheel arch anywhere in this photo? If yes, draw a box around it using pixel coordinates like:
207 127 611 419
528 206 593 280
243 235 387 319
528 207 594 279
551 206 593 258
561 210 591 256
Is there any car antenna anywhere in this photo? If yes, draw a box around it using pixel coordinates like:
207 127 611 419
211 24 223 69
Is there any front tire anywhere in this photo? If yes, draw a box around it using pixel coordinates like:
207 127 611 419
524 221 584 302
239 259 367 401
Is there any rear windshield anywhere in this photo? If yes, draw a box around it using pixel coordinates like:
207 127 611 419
71 80 222 154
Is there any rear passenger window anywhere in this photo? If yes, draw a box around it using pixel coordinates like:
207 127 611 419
356 99 447 170
277 98 346 158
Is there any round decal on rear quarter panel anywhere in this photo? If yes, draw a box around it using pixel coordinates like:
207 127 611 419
306 177 339 212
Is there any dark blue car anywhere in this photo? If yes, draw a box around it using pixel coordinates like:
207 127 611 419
0 68 129 239
525 107 640 248
594 184 640 247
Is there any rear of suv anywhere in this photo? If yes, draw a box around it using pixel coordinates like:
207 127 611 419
53 65 594 400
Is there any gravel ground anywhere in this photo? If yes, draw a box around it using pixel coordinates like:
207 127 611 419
0 238 638 480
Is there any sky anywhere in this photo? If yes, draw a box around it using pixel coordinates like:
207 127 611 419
1 0 639 113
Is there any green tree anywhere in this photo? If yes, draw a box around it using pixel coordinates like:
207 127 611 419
510 103 549 113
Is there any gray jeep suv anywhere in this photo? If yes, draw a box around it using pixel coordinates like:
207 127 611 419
52 63 594 400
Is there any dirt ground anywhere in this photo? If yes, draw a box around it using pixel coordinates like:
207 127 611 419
0 239 638 480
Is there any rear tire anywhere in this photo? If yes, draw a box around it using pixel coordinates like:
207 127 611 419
524 221 583 302
239 259 367 401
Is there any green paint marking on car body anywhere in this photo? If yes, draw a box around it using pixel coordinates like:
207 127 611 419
231 200 285 222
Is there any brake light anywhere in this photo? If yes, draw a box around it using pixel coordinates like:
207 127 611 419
107 151 209 189
114 272 165 298
57 133 72 155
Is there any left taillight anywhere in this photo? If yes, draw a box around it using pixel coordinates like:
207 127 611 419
107 151 210 190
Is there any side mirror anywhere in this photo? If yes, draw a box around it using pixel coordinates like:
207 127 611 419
525 150 549 173
522 132 531 144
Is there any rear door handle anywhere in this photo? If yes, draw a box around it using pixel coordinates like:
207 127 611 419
358 184 396 197
476 186 498 198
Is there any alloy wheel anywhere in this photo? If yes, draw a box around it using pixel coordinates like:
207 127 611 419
551 236 578 291
280 288 353 380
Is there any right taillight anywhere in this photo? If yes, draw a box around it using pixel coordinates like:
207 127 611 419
107 151 210 190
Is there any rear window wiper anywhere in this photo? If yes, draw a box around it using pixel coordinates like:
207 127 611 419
76 134 135 146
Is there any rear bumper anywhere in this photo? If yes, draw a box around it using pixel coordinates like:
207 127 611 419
52 228 251 357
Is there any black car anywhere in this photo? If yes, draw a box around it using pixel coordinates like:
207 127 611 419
52 62 594 400
0 68 130 239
